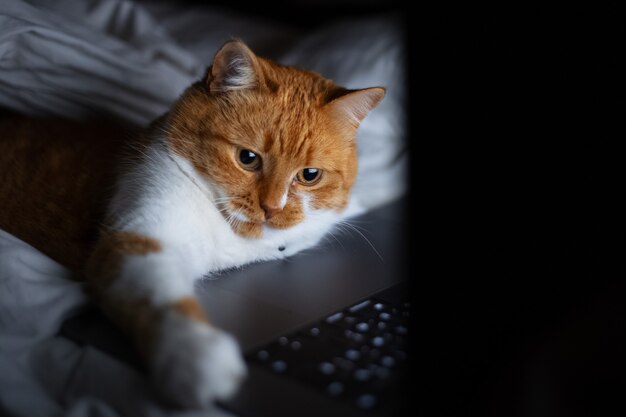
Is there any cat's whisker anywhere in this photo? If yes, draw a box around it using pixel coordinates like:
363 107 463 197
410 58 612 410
340 218 371 225
325 228 347 252
332 223 351 238
224 210 237 228
337 221 384 262
231 216 241 231
226 208 246 231
131 146 160 165
325 235 342 253
341 222 370 233
214 200 228 207
213 197 233 204
217 207 231 215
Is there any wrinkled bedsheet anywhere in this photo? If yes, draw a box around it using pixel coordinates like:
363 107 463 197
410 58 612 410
0 1 406 416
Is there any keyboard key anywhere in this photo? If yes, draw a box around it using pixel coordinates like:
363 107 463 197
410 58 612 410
373 303 385 311
278 336 289 346
309 327 320 336
380 355 395 368
327 381 344 396
354 368 372 382
395 325 408 335
326 312 343 323
272 360 287 373
345 349 361 361
356 394 377 410
355 322 370 333
319 362 336 375
372 336 385 347
257 350 269 361
344 330 365 344
379 312 391 321
348 300 370 313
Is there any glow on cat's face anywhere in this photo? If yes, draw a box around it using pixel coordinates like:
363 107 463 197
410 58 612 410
166 41 384 238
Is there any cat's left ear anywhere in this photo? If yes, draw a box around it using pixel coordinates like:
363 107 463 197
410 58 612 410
326 87 386 128
208 40 264 93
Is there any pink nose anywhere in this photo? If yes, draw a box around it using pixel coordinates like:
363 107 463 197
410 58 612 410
261 203 281 220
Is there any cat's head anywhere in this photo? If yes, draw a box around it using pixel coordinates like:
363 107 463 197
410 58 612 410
166 40 384 238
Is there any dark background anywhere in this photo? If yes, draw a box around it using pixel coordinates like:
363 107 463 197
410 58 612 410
185 2 621 416
409 4 622 417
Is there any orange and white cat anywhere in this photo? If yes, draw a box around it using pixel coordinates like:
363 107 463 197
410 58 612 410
0 40 384 408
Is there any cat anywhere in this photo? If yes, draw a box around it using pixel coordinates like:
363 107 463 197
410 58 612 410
0 40 384 408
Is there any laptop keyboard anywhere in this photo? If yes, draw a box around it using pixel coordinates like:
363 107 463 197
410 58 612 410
247 297 410 413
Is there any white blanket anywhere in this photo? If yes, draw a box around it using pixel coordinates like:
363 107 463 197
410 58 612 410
0 1 406 416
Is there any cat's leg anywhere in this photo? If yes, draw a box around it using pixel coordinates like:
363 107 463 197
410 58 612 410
85 230 246 408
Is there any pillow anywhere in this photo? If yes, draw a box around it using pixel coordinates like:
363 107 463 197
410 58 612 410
0 0 200 124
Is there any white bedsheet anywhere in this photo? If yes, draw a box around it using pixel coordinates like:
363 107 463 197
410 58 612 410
0 1 406 416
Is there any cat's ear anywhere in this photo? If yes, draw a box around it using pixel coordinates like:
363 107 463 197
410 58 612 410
326 87 386 128
208 40 263 93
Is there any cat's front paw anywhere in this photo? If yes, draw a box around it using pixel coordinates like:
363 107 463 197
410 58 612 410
151 314 247 409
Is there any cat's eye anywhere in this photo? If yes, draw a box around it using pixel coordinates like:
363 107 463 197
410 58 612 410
237 149 261 171
296 168 323 185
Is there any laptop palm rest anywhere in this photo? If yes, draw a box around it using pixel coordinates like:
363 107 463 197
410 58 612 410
197 198 407 352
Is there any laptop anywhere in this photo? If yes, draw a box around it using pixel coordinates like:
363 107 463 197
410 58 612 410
61 197 410 416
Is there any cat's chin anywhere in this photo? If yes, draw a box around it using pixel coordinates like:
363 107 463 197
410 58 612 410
231 220 298 239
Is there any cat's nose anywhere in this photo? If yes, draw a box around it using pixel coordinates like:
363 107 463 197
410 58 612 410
261 203 282 220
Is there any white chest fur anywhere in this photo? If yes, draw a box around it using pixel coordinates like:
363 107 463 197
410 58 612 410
107 142 343 284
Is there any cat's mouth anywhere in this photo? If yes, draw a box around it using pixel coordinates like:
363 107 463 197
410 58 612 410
219 202 302 238
217 204 263 238
224 208 285 229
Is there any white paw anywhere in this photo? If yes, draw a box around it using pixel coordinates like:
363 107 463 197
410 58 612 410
150 313 247 409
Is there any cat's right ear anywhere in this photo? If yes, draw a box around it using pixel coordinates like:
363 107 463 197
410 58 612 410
326 87 386 129
208 40 263 93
